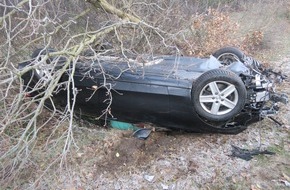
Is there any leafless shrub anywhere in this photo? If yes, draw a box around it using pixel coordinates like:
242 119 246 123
177 8 240 57
242 30 264 53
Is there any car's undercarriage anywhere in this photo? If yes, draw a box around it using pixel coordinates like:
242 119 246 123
18 47 288 134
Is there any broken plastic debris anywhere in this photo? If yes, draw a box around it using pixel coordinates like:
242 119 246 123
144 175 154 182
161 183 169 190
230 145 275 161
110 120 138 130
280 180 290 187
91 85 98 90
133 128 152 140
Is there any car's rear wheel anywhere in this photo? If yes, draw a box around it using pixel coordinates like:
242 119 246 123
192 69 246 122
31 48 56 81
213 47 244 66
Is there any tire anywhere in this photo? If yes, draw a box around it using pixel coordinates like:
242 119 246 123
213 47 244 66
31 48 57 81
31 48 67 80
192 69 246 122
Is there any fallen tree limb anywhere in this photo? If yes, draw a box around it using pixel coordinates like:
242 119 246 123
86 0 141 23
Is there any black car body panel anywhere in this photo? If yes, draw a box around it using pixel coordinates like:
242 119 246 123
18 49 288 133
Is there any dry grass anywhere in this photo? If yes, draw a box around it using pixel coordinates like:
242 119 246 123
181 8 240 56
176 7 268 57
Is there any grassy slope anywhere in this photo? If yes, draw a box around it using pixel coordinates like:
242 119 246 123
231 1 290 61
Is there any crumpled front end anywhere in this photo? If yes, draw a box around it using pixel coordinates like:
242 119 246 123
239 56 288 119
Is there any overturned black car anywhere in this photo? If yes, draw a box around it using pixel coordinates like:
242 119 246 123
18 47 288 134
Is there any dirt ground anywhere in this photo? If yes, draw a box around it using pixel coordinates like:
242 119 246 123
34 111 290 189
76 126 290 189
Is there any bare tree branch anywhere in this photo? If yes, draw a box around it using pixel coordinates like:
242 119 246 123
86 0 141 23
0 0 29 26
19 8 92 53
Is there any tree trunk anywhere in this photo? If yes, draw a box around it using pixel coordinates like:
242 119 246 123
86 0 141 23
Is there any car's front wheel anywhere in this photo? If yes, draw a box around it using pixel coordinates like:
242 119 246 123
192 69 246 122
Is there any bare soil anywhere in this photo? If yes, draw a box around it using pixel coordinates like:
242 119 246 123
35 115 290 190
